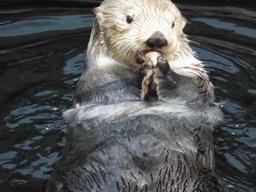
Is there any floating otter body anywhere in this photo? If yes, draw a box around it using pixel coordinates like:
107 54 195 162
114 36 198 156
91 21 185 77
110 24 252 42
46 0 226 191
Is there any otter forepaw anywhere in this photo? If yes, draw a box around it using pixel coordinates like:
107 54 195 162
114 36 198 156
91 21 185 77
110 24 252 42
139 51 170 75
140 61 159 101
156 55 170 75
141 69 158 101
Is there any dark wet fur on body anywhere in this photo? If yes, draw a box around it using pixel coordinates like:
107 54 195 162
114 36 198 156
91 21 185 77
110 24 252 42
46 0 226 191
46 57 226 191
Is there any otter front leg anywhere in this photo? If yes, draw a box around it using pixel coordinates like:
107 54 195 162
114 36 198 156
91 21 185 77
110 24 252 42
140 54 170 101
156 55 170 75
143 51 171 74
140 60 158 101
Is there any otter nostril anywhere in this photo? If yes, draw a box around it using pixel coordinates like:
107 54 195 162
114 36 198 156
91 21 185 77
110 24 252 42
145 31 168 49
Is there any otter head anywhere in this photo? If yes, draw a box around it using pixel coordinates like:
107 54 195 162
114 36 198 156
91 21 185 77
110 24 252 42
93 0 187 69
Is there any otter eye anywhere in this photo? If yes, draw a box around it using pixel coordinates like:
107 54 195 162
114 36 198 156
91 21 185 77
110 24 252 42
172 22 175 28
126 15 133 24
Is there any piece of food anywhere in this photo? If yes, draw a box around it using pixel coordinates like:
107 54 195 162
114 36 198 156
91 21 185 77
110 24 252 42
144 51 161 67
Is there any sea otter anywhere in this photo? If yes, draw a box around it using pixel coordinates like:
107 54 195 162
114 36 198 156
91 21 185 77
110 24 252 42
46 0 226 191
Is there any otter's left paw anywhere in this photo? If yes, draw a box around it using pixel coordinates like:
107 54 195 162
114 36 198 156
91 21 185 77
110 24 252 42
156 55 170 75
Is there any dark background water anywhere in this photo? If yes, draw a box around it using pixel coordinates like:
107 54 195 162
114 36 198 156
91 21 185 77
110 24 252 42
0 3 255 192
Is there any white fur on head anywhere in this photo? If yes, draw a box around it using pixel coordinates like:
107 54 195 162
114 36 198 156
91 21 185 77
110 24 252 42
92 0 187 68
88 0 215 103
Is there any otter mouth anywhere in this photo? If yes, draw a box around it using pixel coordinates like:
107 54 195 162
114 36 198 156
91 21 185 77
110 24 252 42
136 49 162 65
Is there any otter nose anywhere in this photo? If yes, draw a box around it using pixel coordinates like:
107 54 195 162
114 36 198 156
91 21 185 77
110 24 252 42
145 31 168 49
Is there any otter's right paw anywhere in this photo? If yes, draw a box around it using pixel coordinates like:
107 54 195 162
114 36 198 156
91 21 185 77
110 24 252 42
139 54 159 101
141 68 158 101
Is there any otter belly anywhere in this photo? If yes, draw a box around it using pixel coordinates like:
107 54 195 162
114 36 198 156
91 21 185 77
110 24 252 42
46 101 225 192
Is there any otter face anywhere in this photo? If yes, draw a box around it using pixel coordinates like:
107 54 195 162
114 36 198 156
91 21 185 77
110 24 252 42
94 0 187 69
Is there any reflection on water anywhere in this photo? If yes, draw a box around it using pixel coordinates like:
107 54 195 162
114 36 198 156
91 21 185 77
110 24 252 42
0 5 255 192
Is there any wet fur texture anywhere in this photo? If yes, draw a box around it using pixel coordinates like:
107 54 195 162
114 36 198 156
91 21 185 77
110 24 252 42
46 0 226 191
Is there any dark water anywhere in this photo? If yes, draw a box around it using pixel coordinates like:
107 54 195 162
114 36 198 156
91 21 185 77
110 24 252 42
0 5 255 192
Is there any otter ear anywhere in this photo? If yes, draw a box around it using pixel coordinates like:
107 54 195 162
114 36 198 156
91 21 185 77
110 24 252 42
93 7 103 20
92 7 99 15
181 17 187 29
